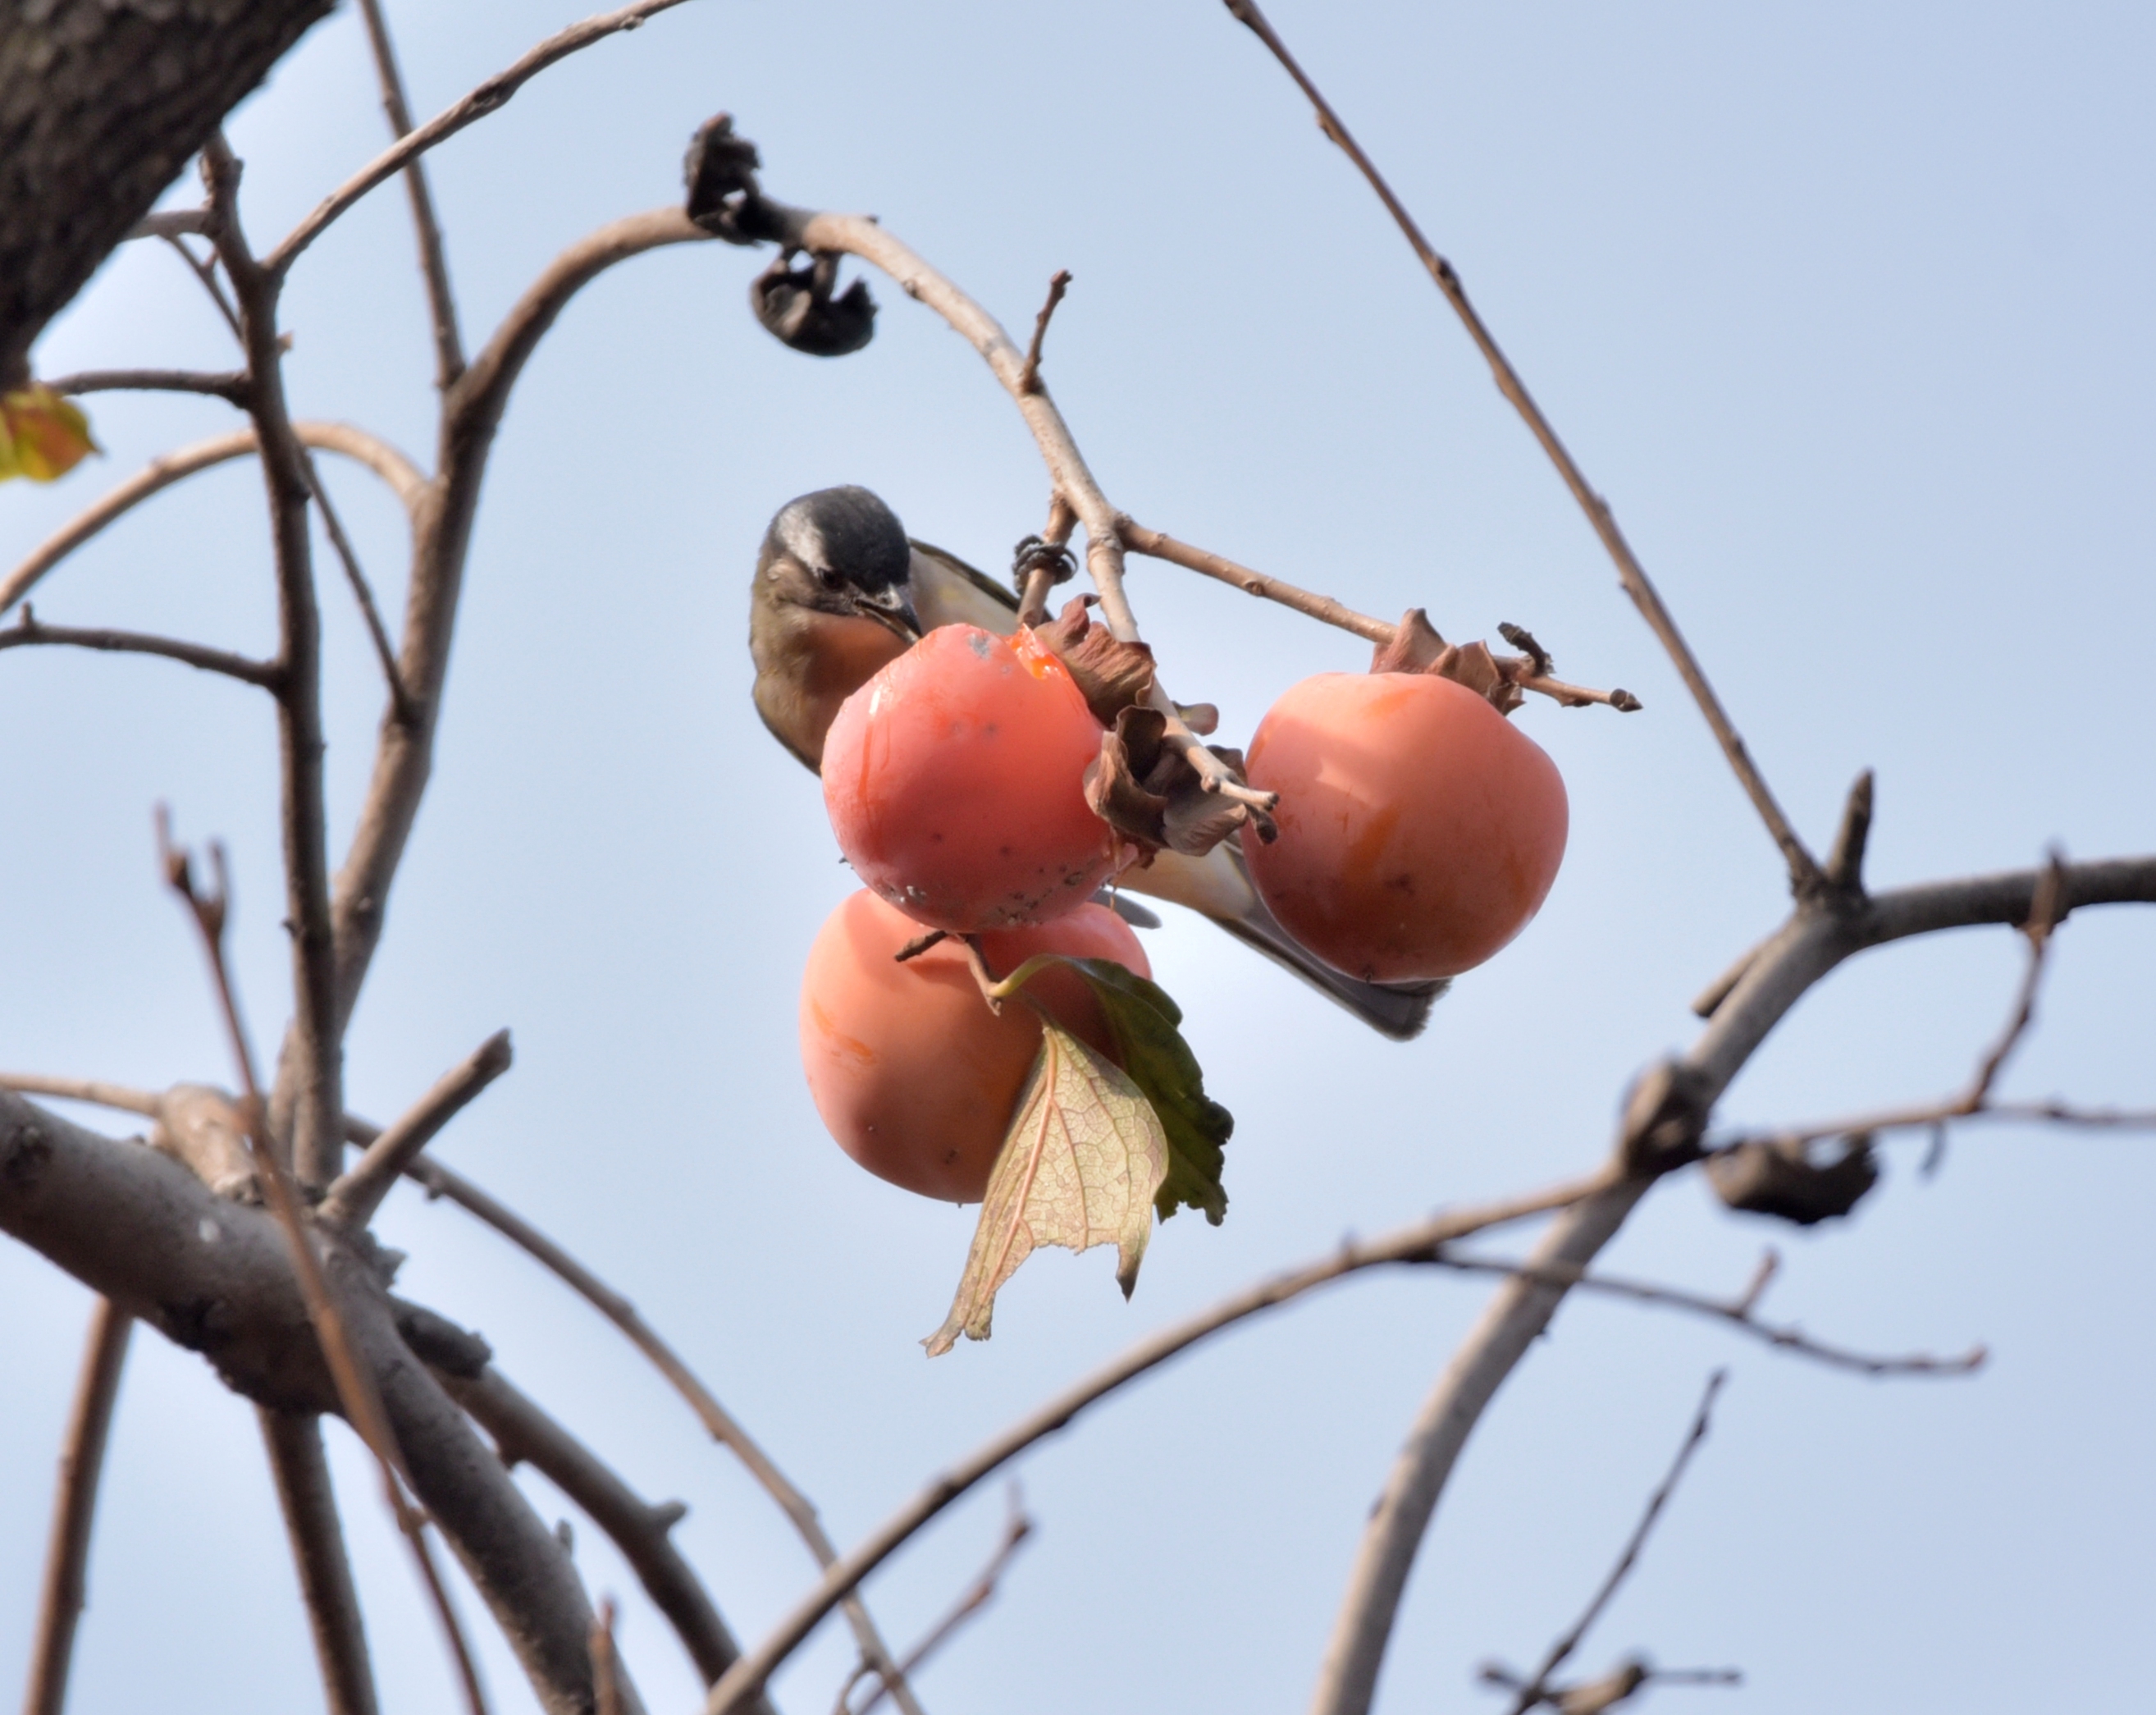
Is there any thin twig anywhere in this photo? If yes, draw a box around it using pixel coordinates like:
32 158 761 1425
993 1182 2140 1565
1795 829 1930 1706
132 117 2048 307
1716 855 2116 1155
269 0 697 277
702 1168 1611 1715
1505 1373 1728 1715
0 1075 161 1117
1120 517 1391 643
160 232 244 342
47 368 249 405
1 422 423 621
299 447 414 720
1016 270 1070 396
592 1599 626 1715
390 1152 926 1715
21 1298 133 1715
126 208 211 241
445 1366 767 1703
320 1031 511 1228
354 0 464 388
155 816 491 1715
203 134 345 1187
1 606 282 688
259 1408 382 1715
1221 0 1821 892
1427 1253 1981 1378
847 1488 1032 1715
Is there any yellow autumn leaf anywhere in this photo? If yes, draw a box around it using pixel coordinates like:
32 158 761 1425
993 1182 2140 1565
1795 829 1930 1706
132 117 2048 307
924 1022 1167 1356
0 385 99 483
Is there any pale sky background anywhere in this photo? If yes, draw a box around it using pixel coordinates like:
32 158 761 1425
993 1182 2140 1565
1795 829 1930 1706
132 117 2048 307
2 2 2152 1713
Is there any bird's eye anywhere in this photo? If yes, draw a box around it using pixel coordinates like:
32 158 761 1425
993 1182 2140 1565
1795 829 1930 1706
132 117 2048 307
815 565 842 588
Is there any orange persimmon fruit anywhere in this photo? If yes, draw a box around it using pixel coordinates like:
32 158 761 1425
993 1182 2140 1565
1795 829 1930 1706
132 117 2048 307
799 889 1151 1202
1243 672 1567 982
821 624 1117 932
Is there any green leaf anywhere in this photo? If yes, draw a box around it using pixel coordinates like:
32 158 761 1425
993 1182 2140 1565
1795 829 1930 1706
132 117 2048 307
924 1022 1166 1357
993 955 1232 1226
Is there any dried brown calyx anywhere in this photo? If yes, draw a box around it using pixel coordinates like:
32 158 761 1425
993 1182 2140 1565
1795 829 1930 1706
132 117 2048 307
1025 596 1272 862
1371 608 1642 715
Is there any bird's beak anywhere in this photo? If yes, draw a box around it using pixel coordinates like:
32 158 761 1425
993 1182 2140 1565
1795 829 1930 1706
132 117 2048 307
848 582 920 641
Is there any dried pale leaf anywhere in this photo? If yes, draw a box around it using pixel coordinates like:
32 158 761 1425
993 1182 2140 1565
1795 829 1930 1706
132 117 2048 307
1030 596 1156 725
0 386 98 483
925 1022 1167 1356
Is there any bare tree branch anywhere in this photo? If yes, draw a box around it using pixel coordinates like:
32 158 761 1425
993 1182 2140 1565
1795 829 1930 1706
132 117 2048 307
1426 1252 1982 1379
320 1030 511 1228
259 1408 381 1715
391 1152 928 1715
201 135 344 1189
0 1093 630 1715
155 817 491 1713
1219 0 1821 893
299 446 414 720
1306 852 2156 1715
21 1297 132 1715
1505 1373 1726 1715
750 197 1267 813
308 204 713 1105
47 367 248 404
0 1075 160 1117
0 606 282 688
268 0 697 277
701 1168 1611 1715
0 421 421 620
1119 516 1391 643
442 1365 774 1710
846 1489 1031 1715
353 0 464 389
158 231 245 344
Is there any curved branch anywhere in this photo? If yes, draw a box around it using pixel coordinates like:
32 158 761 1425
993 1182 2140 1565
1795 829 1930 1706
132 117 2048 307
443 1365 773 1710
268 0 696 277
775 203 1262 804
48 368 248 404
1307 853 2156 1715
22 1298 133 1715
701 1168 1610 1715
0 421 424 619
394 1154 925 1715
322 208 712 1035
0 1092 626 1715
0 611 282 688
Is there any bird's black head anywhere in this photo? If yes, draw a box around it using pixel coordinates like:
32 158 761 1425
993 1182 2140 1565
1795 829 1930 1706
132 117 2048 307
760 486 914 614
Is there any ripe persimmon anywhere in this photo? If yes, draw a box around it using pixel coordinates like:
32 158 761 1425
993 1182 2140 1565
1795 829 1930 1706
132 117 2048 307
822 624 1117 932
799 889 1151 1202
1243 672 1567 981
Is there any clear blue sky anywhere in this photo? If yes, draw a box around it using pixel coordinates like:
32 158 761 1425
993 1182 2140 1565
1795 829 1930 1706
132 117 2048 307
3 2 2152 1712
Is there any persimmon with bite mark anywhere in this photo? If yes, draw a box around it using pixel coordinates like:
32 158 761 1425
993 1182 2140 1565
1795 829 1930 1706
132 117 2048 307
800 890 1152 1202
1243 671 1568 982
821 624 1117 932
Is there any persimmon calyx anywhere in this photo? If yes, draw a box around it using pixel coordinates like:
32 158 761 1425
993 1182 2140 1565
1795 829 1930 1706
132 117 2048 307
1085 707 1276 862
1373 606 1641 715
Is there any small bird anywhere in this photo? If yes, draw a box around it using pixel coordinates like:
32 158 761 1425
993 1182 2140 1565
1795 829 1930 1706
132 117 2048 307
750 485 1441 1039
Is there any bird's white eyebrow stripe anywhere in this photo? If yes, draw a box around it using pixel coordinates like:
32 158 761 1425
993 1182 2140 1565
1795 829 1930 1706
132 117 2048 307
777 511 827 571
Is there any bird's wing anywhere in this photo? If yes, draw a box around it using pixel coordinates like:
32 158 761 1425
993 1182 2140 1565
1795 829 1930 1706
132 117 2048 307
1119 843 1445 1040
908 540 1021 635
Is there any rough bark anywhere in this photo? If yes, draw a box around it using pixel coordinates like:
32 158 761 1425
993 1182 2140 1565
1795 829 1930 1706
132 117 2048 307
0 0 331 384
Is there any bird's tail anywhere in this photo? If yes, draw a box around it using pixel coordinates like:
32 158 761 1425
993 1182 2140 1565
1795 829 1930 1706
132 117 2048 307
1117 843 1446 1041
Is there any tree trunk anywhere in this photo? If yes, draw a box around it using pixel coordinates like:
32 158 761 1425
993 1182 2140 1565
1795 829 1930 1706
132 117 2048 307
0 0 332 384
